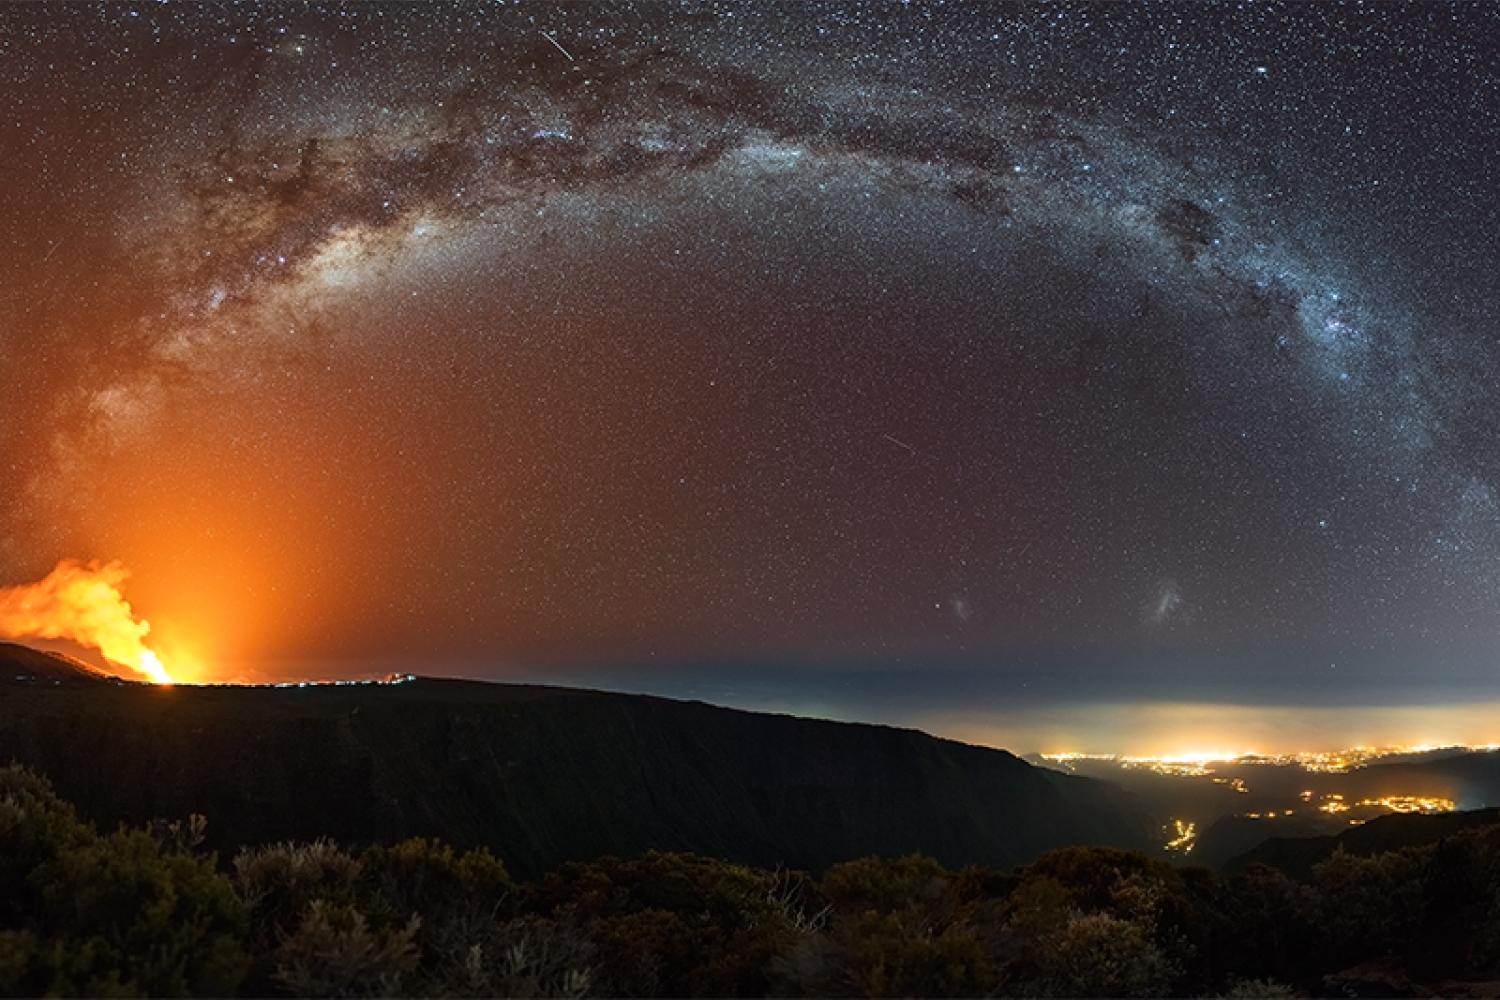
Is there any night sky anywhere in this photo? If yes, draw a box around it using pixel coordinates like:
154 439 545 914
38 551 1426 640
2 3 1497 750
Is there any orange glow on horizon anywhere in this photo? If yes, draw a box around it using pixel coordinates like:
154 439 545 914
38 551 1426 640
930 700 1500 759
61 402 434 680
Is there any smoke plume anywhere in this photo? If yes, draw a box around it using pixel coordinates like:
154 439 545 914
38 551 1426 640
0 560 173 684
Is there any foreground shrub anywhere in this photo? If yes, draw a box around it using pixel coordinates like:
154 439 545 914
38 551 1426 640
359 838 513 962
994 850 1190 998
819 854 952 915
1025 910 1177 998
0 765 248 997
234 839 362 941
1218 977 1297 998
425 915 593 998
1420 825 1500 977
1212 864 1320 984
522 851 797 996
778 908 994 997
775 855 996 997
1312 846 1423 965
272 900 420 998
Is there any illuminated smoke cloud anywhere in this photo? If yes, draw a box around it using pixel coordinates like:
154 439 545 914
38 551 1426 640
0 560 173 684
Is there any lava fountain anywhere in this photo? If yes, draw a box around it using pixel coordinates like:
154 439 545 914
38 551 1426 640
0 559 174 684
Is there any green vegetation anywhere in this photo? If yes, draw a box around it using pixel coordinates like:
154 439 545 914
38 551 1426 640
0 766 246 997
9 764 1500 996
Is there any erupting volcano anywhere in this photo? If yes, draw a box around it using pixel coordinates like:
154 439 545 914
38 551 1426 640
0 560 174 685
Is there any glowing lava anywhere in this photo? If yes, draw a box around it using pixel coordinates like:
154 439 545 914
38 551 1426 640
135 649 174 686
0 560 174 684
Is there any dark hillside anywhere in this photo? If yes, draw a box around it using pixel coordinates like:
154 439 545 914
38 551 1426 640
0 673 1156 876
1345 752 1500 810
1226 806 1500 879
1194 810 1343 870
0 642 111 684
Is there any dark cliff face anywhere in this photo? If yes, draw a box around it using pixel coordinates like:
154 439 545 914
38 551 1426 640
0 673 1156 876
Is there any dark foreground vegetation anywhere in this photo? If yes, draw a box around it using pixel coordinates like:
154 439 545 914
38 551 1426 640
8 766 1500 997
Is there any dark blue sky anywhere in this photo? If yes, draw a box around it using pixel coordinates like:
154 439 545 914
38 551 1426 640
1 2 1497 730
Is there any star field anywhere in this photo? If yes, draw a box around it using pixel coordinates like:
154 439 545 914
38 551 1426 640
1 2 1497 693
